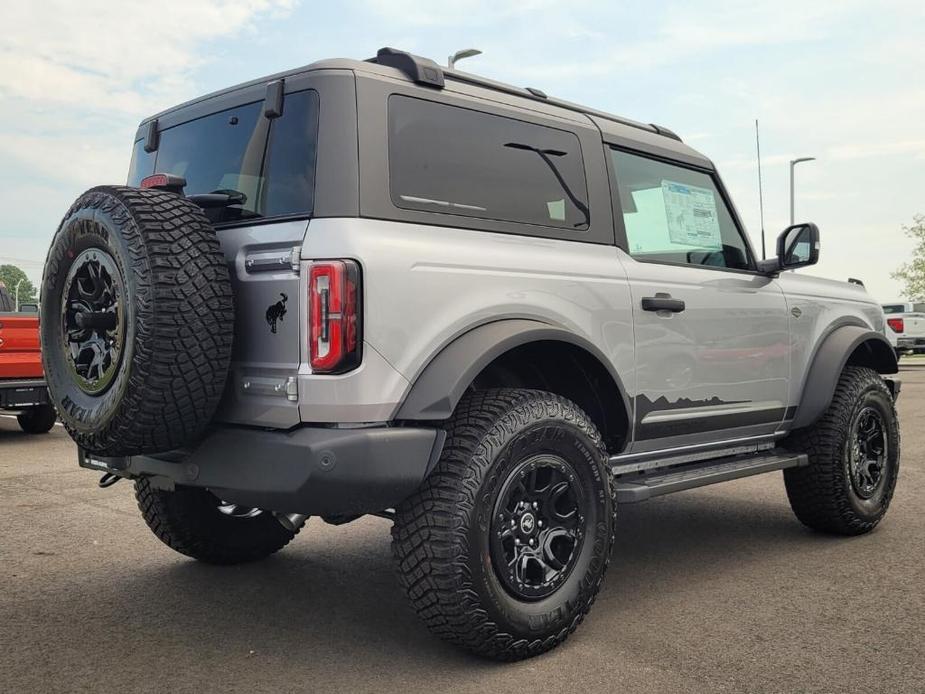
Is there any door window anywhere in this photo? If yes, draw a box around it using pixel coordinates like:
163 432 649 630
611 149 752 270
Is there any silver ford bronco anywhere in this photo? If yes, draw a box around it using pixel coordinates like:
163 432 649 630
41 48 901 660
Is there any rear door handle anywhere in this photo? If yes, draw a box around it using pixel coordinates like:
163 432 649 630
641 295 686 313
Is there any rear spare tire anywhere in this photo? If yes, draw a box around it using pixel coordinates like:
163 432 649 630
40 186 234 456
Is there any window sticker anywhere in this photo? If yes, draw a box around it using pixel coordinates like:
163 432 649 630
660 180 722 249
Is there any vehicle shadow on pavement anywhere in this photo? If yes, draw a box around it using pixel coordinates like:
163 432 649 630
94 489 823 668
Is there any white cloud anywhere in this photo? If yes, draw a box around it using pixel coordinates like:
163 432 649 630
0 1 295 113
0 0 297 276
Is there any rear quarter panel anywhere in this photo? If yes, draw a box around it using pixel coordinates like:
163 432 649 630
300 218 635 420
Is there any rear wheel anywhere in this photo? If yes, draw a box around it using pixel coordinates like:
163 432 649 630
17 405 57 434
134 479 298 564
784 366 900 535
392 388 615 661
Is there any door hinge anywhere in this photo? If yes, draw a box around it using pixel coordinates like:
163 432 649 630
290 246 302 273
285 376 298 402
244 246 302 274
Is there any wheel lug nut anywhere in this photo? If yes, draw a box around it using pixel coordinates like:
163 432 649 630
529 538 535 546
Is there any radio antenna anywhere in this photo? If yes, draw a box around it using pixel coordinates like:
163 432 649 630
755 119 767 259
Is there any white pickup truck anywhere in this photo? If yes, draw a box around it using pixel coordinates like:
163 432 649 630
882 301 925 355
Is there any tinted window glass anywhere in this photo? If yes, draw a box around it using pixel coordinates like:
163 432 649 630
611 149 752 270
127 138 155 184
882 305 906 314
128 89 319 223
389 95 589 229
262 90 320 217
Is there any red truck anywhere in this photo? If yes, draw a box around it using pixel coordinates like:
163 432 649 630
0 281 56 433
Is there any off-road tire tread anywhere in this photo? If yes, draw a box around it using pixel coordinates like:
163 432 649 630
783 366 899 535
17 405 57 434
43 186 234 456
134 478 297 564
391 388 616 661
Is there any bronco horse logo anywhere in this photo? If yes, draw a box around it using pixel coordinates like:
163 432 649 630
265 293 288 334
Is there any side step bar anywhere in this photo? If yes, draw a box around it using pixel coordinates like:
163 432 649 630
612 449 808 504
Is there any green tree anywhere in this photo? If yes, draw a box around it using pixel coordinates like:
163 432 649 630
892 214 925 300
0 264 37 306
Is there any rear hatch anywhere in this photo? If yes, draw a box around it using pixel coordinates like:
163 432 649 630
127 87 321 427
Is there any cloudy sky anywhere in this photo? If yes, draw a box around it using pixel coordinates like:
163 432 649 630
1 0 923 301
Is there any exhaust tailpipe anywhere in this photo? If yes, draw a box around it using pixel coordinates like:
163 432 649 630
276 513 309 532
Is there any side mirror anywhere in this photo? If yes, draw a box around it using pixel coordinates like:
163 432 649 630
757 222 820 274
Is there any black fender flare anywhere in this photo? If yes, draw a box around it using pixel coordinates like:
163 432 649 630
395 319 631 421
791 326 898 429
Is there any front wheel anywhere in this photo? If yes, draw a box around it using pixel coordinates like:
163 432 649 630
784 366 900 535
392 388 615 661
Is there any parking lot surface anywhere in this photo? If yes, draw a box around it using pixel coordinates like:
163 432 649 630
2 366 924 694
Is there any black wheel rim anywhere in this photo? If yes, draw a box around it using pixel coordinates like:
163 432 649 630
849 406 888 499
490 454 587 601
60 249 125 395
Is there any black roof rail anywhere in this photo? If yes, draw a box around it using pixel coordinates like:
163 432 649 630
650 124 682 142
367 47 684 144
370 47 444 88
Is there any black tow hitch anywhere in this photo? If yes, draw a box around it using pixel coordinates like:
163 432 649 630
98 473 121 488
78 449 129 489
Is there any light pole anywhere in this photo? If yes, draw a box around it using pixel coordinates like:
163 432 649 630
447 48 482 69
789 157 815 225
13 278 23 312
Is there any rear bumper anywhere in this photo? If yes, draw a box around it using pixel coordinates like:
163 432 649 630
897 337 925 348
0 379 49 409
79 424 445 516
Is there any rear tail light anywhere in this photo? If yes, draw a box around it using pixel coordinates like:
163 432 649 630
887 317 904 334
309 260 361 373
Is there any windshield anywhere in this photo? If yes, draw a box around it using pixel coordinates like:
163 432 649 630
128 89 319 224
882 305 906 314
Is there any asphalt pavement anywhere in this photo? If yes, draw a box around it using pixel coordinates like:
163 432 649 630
2 366 924 693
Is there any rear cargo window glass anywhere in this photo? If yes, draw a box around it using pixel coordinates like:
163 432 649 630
388 95 589 229
127 138 155 184
129 89 319 224
882 305 906 314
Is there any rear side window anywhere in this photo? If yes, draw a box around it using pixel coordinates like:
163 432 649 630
388 95 589 230
611 148 752 271
882 305 906 314
128 89 320 224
